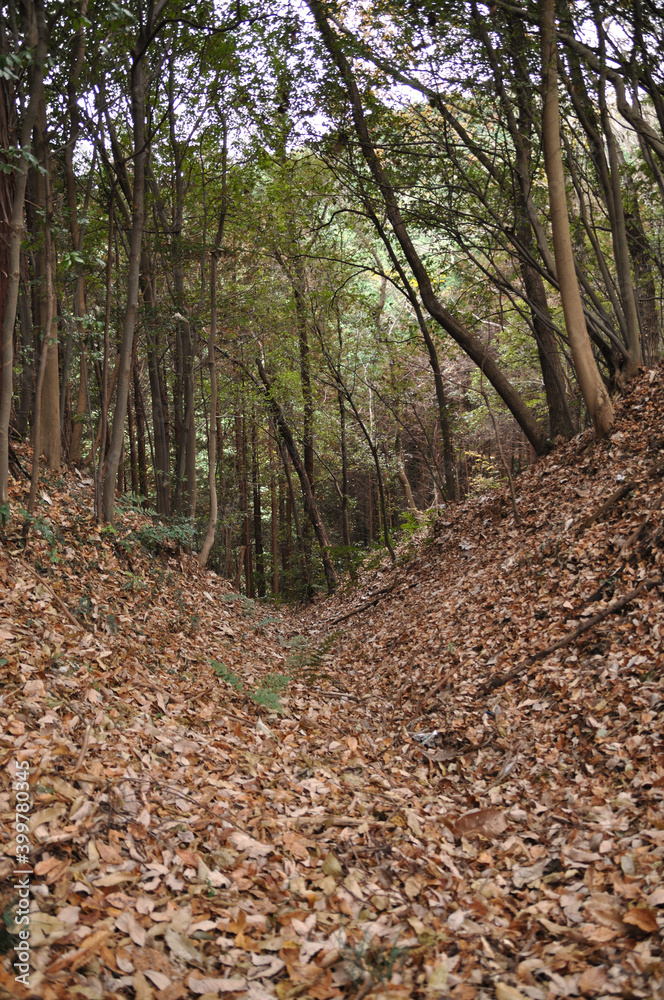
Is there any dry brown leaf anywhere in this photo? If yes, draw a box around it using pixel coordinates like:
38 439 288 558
577 966 608 995
228 830 272 857
495 985 531 1000
132 971 154 1000
623 907 659 935
455 808 507 839
187 974 248 994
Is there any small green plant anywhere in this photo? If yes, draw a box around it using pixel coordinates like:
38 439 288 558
252 672 290 714
117 492 152 514
220 593 255 616
133 515 195 554
329 543 363 581
211 663 291 715
341 937 408 988
399 509 421 537
283 632 338 679
250 615 281 630
212 661 244 691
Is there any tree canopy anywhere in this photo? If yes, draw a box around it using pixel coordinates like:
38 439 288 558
1 0 663 595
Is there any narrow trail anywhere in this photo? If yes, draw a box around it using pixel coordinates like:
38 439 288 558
2 370 664 999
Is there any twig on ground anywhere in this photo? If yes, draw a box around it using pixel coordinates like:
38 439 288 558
324 585 395 625
578 483 632 531
482 575 661 693
17 558 86 632
72 725 92 773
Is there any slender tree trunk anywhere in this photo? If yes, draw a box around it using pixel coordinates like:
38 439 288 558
0 0 47 513
236 413 252 597
198 128 227 566
16 284 34 438
519 252 576 437
395 425 419 517
255 355 338 593
624 182 661 364
592 8 642 370
268 416 279 596
133 360 149 501
102 29 152 523
144 302 170 514
197 247 220 566
95 198 113 519
252 419 265 597
277 435 310 593
127 386 139 498
24 168 55 531
345 390 395 562
33 94 61 470
338 390 351 547
62 2 89 458
540 0 613 437
280 470 292 595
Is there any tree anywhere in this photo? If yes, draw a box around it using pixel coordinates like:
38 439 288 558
540 0 614 436
0 0 48 515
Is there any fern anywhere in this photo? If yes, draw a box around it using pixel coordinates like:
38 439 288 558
211 661 244 692
283 632 339 677
251 688 286 714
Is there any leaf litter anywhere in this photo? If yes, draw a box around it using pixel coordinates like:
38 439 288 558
1 370 664 999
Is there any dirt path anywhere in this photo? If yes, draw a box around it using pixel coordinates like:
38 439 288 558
2 371 664 998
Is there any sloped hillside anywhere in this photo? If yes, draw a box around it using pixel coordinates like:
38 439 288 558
1 368 664 1000
298 365 664 998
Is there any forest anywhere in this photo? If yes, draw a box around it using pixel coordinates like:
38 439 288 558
1 0 663 593
2 2 664 999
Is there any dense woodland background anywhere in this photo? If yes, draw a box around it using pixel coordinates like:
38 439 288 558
1 0 663 597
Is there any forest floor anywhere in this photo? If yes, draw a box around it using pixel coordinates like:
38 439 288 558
2 370 664 1000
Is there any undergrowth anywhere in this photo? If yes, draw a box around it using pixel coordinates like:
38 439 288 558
211 632 340 714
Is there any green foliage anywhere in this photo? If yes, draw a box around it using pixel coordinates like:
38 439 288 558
251 672 289 714
464 451 501 493
329 543 363 580
211 662 289 714
219 593 255 616
399 509 421 537
341 937 408 988
131 516 196 554
212 661 244 691
283 632 338 680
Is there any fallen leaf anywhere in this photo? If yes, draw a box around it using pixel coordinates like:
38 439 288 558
623 907 659 935
187 974 248 994
455 807 507 839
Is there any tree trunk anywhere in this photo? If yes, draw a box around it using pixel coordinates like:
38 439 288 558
268 416 279 596
236 413 252 597
34 94 61 470
198 130 227 566
519 254 576 437
127 384 139 498
395 425 420 517
252 418 265 597
0 0 47 512
25 163 55 528
133 360 149 501
255 355 338 593
197 247 220 566
16 284 34 438
624 182 661 365
338 390 351 547
102 23 154 523
540 0 613 437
